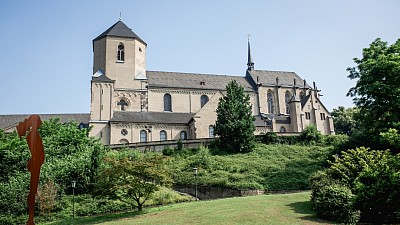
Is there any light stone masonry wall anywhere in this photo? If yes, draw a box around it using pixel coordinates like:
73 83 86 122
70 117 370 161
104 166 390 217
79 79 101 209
89 122 110 145
110 123 190 145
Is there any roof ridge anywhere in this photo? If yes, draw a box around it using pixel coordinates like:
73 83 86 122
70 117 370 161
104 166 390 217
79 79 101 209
0 113 89 116
254 69 296 73
147 70 242 78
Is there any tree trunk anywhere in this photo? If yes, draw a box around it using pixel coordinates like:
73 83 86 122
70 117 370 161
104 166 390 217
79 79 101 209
137 203 143 211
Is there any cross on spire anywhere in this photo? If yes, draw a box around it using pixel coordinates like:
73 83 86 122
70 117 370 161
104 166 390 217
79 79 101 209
119 12 122 21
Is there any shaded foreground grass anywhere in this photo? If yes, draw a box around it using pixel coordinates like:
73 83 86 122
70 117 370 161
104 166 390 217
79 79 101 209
44 191 334 225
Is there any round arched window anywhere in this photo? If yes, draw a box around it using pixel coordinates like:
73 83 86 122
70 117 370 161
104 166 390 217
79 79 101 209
117 43 125 61
117 99 129 111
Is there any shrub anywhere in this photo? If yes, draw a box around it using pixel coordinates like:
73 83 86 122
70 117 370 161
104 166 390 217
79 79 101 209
146 187 192 205
327 147 386 187
323 134 349 147
313 184 360 224
311 147 400 224
37 179 58 214
176 139 183 151
162 147 175 156
263 132 279 144
0 214 27 225
300 125 322 144
309 170 334 203
0 172 29 216
353 154 400 224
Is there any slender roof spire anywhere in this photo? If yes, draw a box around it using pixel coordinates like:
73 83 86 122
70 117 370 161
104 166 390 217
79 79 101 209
247 34 254 71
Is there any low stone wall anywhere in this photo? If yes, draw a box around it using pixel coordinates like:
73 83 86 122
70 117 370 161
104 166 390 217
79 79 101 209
173 185 265 200
109 138 214 152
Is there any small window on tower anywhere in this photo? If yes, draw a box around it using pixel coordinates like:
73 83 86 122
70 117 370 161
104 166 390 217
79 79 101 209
139 47 142 52
117 99 129 111
117 44 125 62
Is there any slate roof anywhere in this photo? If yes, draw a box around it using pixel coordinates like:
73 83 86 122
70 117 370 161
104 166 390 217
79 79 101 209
0 114 90 130
93 21 146 45
92 75 114 83
147 71 255 92
111 111 195 124
254 115 271 127
248 70 311 88
301 94 311 108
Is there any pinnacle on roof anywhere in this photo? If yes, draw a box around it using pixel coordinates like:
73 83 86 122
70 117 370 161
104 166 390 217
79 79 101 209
247 34 254 71
93 20 146 45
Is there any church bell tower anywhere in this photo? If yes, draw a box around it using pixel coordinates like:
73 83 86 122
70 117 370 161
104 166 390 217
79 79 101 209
92 20 147 89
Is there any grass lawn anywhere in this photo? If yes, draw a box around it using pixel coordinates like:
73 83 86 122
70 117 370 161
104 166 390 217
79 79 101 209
44 191 334 225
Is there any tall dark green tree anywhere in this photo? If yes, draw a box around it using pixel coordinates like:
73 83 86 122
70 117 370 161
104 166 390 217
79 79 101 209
215 80 255 153
347 38 400 146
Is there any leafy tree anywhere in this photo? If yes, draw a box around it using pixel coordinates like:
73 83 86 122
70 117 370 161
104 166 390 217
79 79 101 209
96 155 172 211
347 38 400 146
215 80 255 153
0 130 30 182
331 106 359 135
380 128 400 148
38 118 106 192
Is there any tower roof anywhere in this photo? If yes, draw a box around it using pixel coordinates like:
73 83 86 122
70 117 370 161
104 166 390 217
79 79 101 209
93 20 146 45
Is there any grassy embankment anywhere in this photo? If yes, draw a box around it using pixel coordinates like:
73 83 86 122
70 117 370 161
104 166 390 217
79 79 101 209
169 143 335 190
44 191 334 225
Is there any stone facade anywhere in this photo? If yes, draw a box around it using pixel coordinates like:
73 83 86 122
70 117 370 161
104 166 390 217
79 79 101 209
89 20 334 145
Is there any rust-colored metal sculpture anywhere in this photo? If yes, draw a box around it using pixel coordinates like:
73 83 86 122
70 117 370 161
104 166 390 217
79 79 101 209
16 115 45 225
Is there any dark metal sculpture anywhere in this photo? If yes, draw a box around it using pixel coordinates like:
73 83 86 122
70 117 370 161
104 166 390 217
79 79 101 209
16 115 45 225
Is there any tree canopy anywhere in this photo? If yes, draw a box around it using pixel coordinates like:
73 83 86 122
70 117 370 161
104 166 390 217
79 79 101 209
215 80 255 153
331 106 359 135
96 154 172 211
347 38 400 144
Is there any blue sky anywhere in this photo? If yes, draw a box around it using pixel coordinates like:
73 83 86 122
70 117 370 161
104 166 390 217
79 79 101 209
1 0 399 114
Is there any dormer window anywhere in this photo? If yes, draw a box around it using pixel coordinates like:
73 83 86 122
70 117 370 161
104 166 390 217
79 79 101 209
117 44 125 61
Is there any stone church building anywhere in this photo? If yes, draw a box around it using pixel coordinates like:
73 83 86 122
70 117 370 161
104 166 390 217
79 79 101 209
89 20 335 145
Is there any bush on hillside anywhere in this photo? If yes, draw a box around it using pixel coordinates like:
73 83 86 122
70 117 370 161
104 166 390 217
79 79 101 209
313 184 360 224
170 144 333 191
353 153 400 224
310 147 400 224
300 125 322 144
263 132 279 144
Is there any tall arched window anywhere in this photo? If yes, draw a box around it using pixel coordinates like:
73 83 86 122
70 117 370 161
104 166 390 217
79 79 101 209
164 93 172 111
299 91 305 100
140 130 147 143
180 131 187 140
285 91 292 114
160 130 167 141
267 93 274 114
209 125 214 138
200 95 209 108
280 126 286 133
117 43 125 61
117 99 128 111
